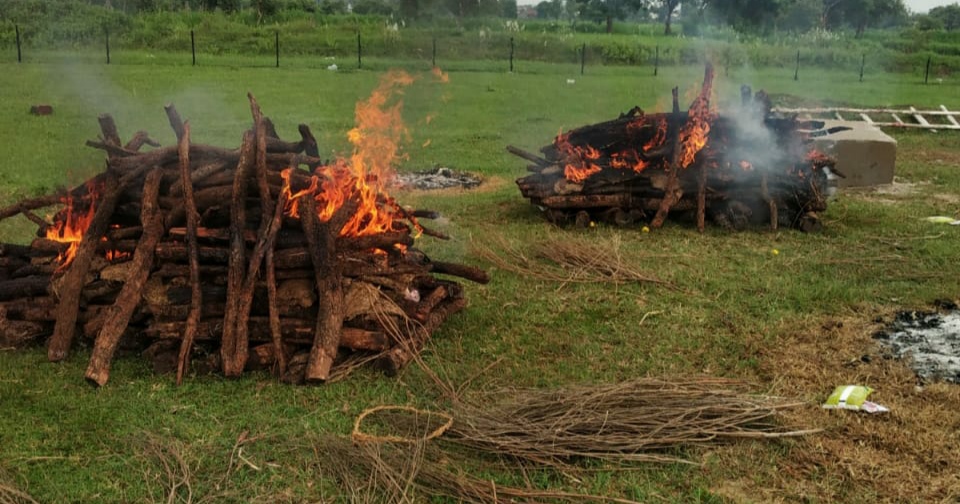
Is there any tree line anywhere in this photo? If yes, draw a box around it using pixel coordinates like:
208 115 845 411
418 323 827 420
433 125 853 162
4 0 960 37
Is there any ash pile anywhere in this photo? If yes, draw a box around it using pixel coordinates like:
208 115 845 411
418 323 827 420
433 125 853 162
510 64 840 232
0 90 487 386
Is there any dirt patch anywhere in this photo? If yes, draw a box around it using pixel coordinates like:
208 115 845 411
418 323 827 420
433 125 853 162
708 312 960 502
393 175 508 197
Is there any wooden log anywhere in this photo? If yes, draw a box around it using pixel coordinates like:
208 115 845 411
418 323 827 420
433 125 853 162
298 124 320 157
0 297 56 320
696 163 707 232
124 130 161 152
0 192 65 223
378 296 467 376
415 285 448 321
0 276 50 301
98 114 122 148
231 93 288 378
85 168 165 387
48 173 121 362
301 192 345 382
143 319 388 351
0 309 49 348
429 260 490 285
168 161 230 196
221 130 255 377
170 119 204 386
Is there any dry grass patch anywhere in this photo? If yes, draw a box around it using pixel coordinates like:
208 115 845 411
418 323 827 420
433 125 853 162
710 311 960 503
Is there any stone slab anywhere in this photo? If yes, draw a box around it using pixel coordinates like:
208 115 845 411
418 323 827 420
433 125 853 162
811 120 897 188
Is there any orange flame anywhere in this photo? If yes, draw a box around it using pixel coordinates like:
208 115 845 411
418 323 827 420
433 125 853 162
45 192 97 269
556 131 603 183
280 71 421 242
105 250 131 261
431 66 450 83
677 66 716 169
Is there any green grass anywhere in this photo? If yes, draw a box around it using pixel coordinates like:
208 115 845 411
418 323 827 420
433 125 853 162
2 55 960 502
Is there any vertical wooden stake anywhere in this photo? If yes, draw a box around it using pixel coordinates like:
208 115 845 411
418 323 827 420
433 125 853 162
105 28 110 65
432 36 436 68
925 56 931 84
654 45 659 76
275 31 279 68
357 31 362 69
509 36 514 72
794 50 799 81
580 42 586 75
14 25 23 63
859 53 865 83
191 30 196 66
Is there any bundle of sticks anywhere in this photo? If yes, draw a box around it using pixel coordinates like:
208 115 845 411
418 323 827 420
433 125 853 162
0 95 488 386
510 65 838 232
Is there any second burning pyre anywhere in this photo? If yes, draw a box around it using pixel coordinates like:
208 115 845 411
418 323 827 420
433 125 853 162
511 65 840 232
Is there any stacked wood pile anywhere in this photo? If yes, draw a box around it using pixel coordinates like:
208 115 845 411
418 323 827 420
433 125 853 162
0 95 488 386
510 65 838 232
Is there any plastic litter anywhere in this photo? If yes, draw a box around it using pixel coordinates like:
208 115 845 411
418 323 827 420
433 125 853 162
925 216 960 225
822 385 889 413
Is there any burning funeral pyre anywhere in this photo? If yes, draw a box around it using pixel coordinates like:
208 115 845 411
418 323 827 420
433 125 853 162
510 65 840 232
0 72 487 386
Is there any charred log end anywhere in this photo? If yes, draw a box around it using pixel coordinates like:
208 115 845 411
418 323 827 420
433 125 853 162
798 212 823 233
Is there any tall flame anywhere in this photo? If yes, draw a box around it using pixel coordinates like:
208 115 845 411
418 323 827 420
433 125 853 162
281 70 419 240
677 65 716 169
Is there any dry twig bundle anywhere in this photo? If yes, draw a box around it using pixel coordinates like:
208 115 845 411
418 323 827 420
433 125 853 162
471 233 669 287
445 378 819 466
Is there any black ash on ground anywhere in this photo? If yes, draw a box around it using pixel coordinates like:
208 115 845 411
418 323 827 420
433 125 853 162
875 305 960 384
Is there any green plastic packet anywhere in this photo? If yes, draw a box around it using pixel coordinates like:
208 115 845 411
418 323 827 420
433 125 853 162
822 385 889 413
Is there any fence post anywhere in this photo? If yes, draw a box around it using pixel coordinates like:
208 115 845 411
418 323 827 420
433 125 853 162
509 37 514 72
654 45 659 76
794 50 799 81
432 36 436 68
105 27 110 64
191 30 196 66
924 56 931 84
15 24 22 63
580 42 586 75
275 31 279 68
357 31 362 69
859 53 865 83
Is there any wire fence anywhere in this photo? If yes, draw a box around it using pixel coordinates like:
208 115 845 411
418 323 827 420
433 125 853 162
4 23 958 85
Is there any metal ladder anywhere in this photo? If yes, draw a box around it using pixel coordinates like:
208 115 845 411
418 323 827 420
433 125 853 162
772 105 960 131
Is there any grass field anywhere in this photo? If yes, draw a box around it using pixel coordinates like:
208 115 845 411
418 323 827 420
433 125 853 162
2 54 960 502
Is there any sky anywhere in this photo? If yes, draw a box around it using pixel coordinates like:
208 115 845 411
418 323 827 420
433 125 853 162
515 0 959 13
906 0 958 12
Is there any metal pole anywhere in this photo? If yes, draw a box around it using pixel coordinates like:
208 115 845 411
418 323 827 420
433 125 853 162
654 45 659 76
925 56 931 84
794 50 799 81
432 36 436 68
15 24 22 63
191 30 196 66
859 53 865 83
509 37 514 72
357 31 362 69
105 28 110 64
275 31 279 68
580 42 586 75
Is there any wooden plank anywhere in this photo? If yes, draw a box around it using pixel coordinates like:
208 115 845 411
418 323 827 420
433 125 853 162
859 113 875 124
773 106 960 117
941 105 960 127
834 111 844 121
909 107 932 127
891 113 905 125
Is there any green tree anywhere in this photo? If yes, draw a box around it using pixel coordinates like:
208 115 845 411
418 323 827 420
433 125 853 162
836 0 907 37
535 0 564 18
928 3 960 30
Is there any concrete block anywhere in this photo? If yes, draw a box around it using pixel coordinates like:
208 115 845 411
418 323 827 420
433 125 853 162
811 120 897 188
